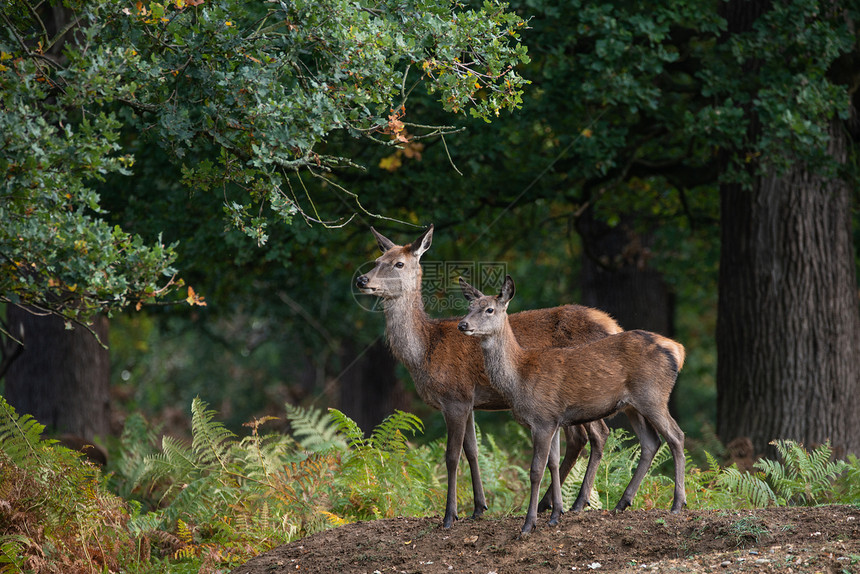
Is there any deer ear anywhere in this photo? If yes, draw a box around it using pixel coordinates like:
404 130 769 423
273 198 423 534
370 227 396 253
498 275 515 305
409 224 433 259
459 277 484 302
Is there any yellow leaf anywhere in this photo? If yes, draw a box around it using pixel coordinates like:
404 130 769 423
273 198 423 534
185 286 207 306
378 154 402 172
320 511 349 526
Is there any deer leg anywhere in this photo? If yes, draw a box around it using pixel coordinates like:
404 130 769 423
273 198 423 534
614 409 660 513
462 410 488 519
547 427 563 527
522 424 556 536
441 405 470 528
570 419 609 512
645 411 687 512
538 424 585 513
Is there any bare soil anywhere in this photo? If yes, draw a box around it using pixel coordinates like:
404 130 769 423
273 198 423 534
230 505 860 573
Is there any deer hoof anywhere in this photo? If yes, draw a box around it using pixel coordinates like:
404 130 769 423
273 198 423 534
613 500 631 514
442 513 458 529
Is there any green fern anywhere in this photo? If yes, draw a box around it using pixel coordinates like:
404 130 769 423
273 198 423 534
0 397 144 572
716 466 778 508
0 534 31 572
285 403 347 452
328 409 436 520
754 439 848 505
368 410 424 453
594 429 640 509
0 396 46 464
191 397 236 470
327 407 366 448
835 454 860 503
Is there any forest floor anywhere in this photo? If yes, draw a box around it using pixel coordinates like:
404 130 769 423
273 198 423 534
229 505 860 574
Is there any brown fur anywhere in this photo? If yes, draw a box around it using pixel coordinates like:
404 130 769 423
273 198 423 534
356 226 619 528
459 276 686 535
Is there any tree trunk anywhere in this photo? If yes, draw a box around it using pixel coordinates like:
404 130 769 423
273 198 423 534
3 307 111 441
338 338 406 434
716 121 860 458
716 0 860 458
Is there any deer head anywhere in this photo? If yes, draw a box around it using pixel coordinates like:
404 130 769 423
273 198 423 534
355 225 433 299
457 275 515 337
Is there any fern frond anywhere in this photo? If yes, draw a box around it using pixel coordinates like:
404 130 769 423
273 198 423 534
191 397 236 470
369 411 423 453
759 440 848 505
235 432 296 480
285 404 347 452
704 450 723 477
320 511 350 527
327 408 366 448
717 467 777 508
0 396 45 465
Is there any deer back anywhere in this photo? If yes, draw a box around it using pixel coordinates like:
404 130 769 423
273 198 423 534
514 330 685 425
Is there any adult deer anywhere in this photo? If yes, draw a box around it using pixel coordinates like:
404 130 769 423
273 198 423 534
355 225 620 528
458 275 686 535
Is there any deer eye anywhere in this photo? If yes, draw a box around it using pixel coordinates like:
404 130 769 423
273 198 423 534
394 262 404 269
485 308 494 314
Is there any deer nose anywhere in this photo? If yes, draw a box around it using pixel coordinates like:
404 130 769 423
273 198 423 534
356 275 369 288
457 321 470 332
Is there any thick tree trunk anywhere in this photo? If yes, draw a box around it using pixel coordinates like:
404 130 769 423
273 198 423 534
338 338 406 434
716 0 860 458
716 122 860 458
3 307 111 441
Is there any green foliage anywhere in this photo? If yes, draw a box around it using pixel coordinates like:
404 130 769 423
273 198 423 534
109 400 444 568
285 403 348 452
0 396 146 572
0 395 45 463
328 408 439 520
714 466 778 509
708 440 852 509
3 399 860 573
836 454 860 503
0 0 531 325
754 440 849 506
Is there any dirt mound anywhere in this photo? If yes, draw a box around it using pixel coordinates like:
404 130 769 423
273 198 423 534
230 505 860 573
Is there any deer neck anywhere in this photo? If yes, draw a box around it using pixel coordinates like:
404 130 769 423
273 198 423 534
479 319 523 400
382 288 429 371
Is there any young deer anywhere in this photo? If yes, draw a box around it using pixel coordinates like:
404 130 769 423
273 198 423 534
355 225 620 528
458 275 686 535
